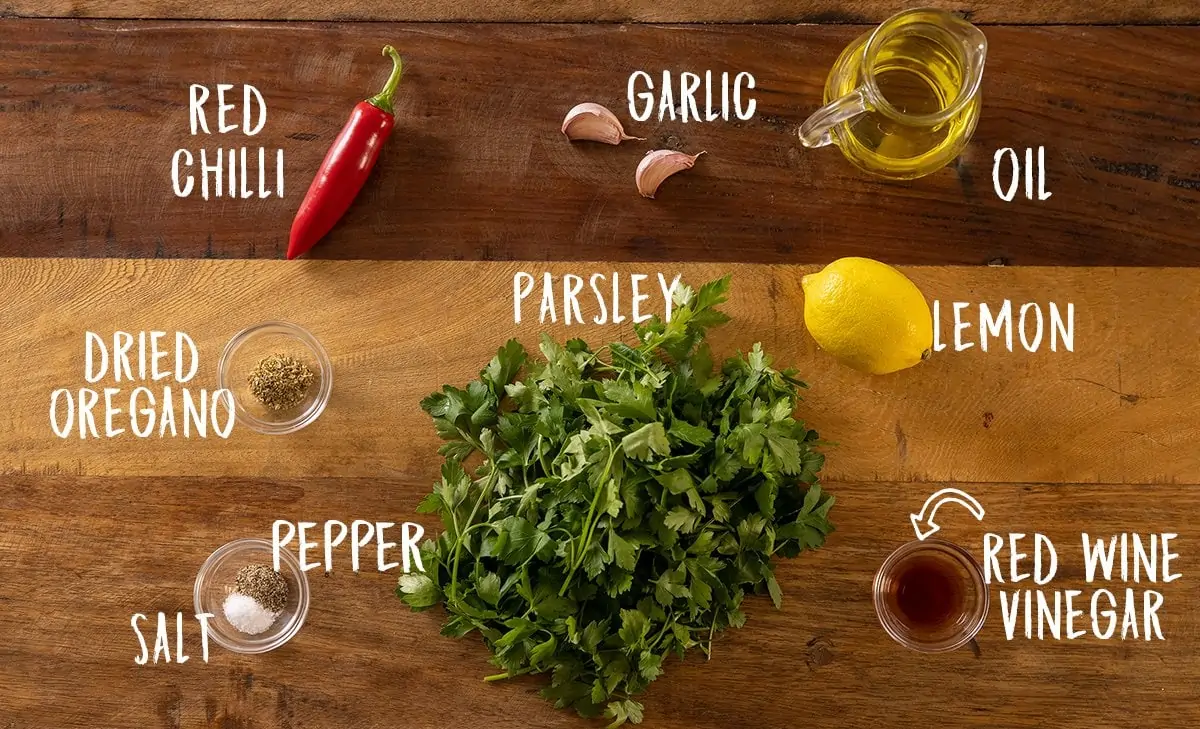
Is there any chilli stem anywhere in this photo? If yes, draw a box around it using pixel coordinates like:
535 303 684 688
366 45 404 115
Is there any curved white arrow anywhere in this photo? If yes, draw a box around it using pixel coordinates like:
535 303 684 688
910 487 985 540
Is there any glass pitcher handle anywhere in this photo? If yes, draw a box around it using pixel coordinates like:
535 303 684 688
798 88 869 149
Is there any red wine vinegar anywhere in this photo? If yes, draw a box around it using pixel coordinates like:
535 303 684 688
890 555 966 630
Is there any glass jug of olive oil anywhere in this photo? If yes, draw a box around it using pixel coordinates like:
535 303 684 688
798 8 987 180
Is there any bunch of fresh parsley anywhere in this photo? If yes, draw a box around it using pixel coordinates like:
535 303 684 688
398 276 834 727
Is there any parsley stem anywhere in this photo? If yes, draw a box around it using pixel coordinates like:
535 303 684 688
447 504 462 548
483 666 534 682
449 466 501 602
559 444 618 596
648 615 675 650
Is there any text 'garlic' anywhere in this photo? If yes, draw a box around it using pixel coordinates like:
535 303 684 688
636 150 705 199
561 103 643 145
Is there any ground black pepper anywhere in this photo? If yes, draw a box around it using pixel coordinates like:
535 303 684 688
234 563 290 613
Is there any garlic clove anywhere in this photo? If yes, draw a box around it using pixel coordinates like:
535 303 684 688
561 102 644 145
635 150 706 199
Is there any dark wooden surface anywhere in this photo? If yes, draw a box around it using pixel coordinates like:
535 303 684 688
3 476 1196 729
5 0 1199 24
0 22 1197 265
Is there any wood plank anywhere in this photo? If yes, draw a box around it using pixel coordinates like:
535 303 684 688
0 22 1197 265
2 258 1197 484
5 0 1198 24
2 476 1194 728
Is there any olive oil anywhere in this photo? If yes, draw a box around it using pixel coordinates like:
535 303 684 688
801 9 988 180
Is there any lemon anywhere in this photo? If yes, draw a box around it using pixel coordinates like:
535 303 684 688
801 257 933 375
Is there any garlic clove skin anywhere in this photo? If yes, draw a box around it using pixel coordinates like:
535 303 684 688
562 103 644 145
636 150 706 199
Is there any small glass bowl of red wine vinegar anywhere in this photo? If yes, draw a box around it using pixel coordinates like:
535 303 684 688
873 539 989 653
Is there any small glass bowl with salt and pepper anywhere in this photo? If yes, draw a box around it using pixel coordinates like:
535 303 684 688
218 321 332 435
194 538 310 654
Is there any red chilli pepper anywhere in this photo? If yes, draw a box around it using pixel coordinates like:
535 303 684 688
287 45 403 260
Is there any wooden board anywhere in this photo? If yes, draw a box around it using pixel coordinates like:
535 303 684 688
1 22 1197 265
2 476 1194 728
3 3 1198 726
3 258 1198 485
5 0 1198 24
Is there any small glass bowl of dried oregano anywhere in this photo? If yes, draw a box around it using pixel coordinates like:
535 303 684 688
218 321 332 434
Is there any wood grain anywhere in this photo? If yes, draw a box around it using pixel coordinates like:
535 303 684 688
0 22 1197 265
2 476 1195 729
2 258 1198 484
4 0 1198 24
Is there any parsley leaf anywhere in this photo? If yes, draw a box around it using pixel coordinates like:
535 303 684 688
396 573 441 609
620 422 670 460
477 572 502 606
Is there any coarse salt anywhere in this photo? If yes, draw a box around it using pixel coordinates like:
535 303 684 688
223 591 279 635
